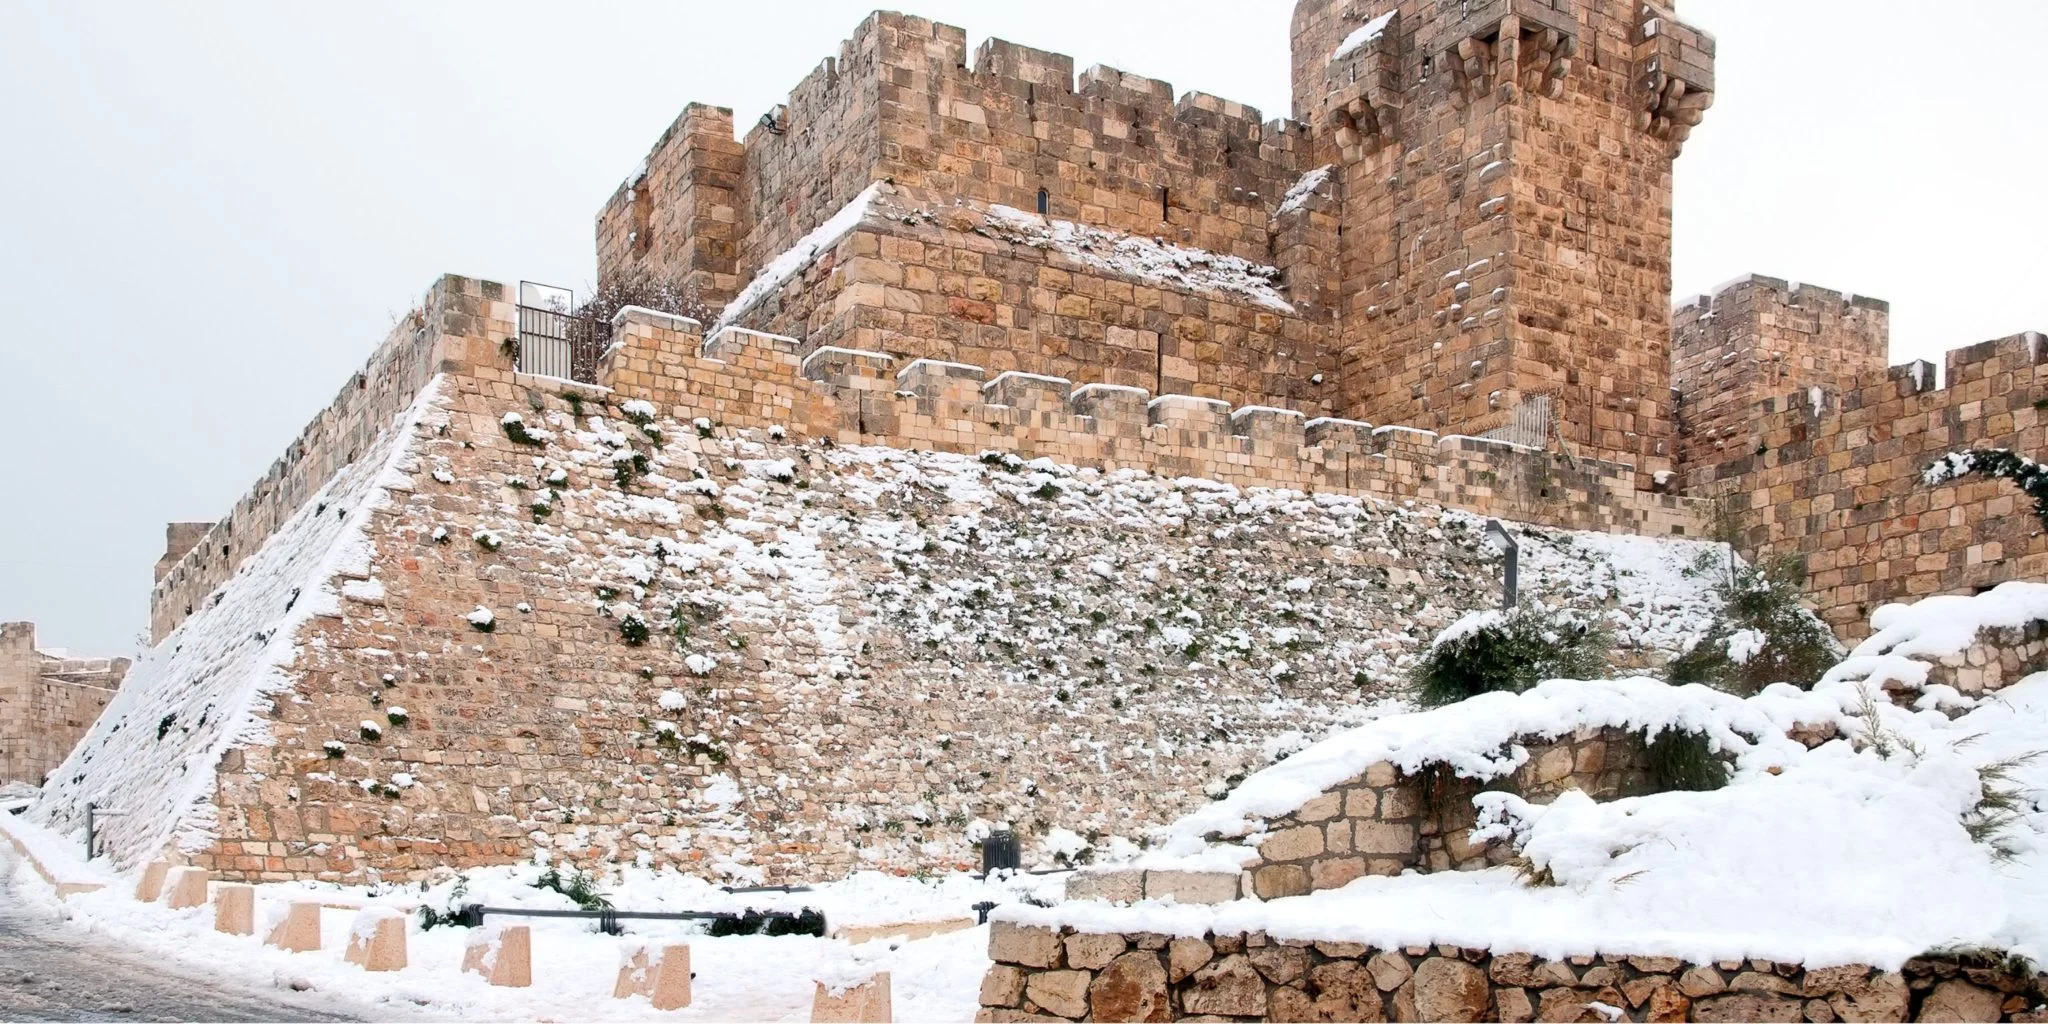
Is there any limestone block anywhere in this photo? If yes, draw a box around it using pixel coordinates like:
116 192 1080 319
812 972 891 1023
1064 868 1142 904
264 902 322 952
1064 932 1127 971
1143 869 1241 905
1023 970 1090 1018
343 907 408 972
1917 979 2002 1022
163 866 209 909
133 860 169 902
614 941 692 1011
988 921 1061 968
1089 952 1170 1021
212 883 254 936
462 924 532 988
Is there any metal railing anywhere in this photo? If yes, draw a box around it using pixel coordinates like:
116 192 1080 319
515 282 609 384
453 902 826 937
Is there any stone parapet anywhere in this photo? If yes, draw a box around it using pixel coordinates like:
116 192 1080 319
979 923 2048 1022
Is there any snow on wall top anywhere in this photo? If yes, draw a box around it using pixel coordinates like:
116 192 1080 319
1331 11 1396 62
713 182 884 333
982 206 1294 312
26 379 447 868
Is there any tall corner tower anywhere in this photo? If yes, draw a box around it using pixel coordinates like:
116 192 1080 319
1293 0 1714 479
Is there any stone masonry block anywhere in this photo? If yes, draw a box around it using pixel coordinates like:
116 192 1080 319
1066 868 1143 903
265 902 323 952
343 907 408 972
163 866 209 909
812 972 891 1023
133 860 169 903
1143 869 1242 905
615 942 693 1011
462 924 533 988
212 882 255 936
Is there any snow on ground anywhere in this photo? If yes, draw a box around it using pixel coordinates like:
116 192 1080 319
26 379 447 868
8 855 1045 1023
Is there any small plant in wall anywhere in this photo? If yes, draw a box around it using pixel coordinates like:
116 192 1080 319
694 417 714 438
501 411 552 448
385 707 411 728
323 740 347 760
619 613 652 646
358 720 383 742
431 526 451 545
530 494 553 521
611 447 652 488
467 605 497 633
473 529 504 552
544 467 569 488
1926 448 2048 531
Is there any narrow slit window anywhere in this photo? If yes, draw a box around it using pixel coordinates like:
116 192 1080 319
1159 186 1170 222
1036 188 1050 216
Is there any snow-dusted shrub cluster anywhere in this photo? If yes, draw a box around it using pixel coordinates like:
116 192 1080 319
1927 447 2048 530
1410 606 1612 707
1667 551 1840 696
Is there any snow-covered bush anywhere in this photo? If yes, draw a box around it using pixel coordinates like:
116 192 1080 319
473 529 503 552
358 720 383 741
618 613 651 647
323 740 346 759
1927 448 2048 530
385 707 410 727
1410 606 1611 707
467 605 497 633
501 412 550 448
1668 554 1838 695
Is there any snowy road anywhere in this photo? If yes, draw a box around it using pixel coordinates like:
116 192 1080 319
0 851 362 1023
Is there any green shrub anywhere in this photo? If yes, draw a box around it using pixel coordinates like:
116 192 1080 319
531 866 611 910
1645 729 1729 792
1411 606 1612 707
1668 554 1838 695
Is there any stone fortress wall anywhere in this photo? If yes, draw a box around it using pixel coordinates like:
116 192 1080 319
0 622 129 786
1683 326 2048 638
149 279 515 641
598 0 1724 476
1673 275 1891 477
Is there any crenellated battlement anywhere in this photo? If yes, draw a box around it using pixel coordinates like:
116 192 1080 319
595 303 1694 540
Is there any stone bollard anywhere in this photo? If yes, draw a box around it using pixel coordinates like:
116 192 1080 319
162 866 209 909
614 941 692 1011
343 906 408 972
133 860 170 903
812 972 892 1023
265 901 323 952
461 924 532 988
212 883 255 936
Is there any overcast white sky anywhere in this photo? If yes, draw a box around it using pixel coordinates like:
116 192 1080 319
1 1 2043 656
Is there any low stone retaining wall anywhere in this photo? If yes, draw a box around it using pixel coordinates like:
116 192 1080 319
979 922 2048 1022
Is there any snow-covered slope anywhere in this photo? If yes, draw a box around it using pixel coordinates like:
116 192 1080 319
27 379 445 867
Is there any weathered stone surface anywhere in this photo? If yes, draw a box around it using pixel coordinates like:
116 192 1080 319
1681 966 1731 997
1647 984 1692 1023
1355 819 1419 856
1144 870 1240 906
1183 955 1266 1017
1694 992 1807 1022
1248 945 1310 985
1252 863 1310 900
1295 792 1343 823
1732 970 1803 996
1411 957 1490 1023
1023 969 1091 1019
1826 972 1908 1023
1088 952 1169 1023
1258 824 1326 863
1168 937 1214 983
1065 869 1143 904
1310 856 1367 891
1916 980 2002 1022
979 965 1027 1008
1368 950 1414 992
1497 986 1537 1023
990 922 1061 969
1065 932 1127 972
1537 986 1624 1023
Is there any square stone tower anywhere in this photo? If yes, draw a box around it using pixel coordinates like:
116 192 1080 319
1292 0 1714 479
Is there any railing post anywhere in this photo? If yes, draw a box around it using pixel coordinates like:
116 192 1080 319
1484 519 1519 610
